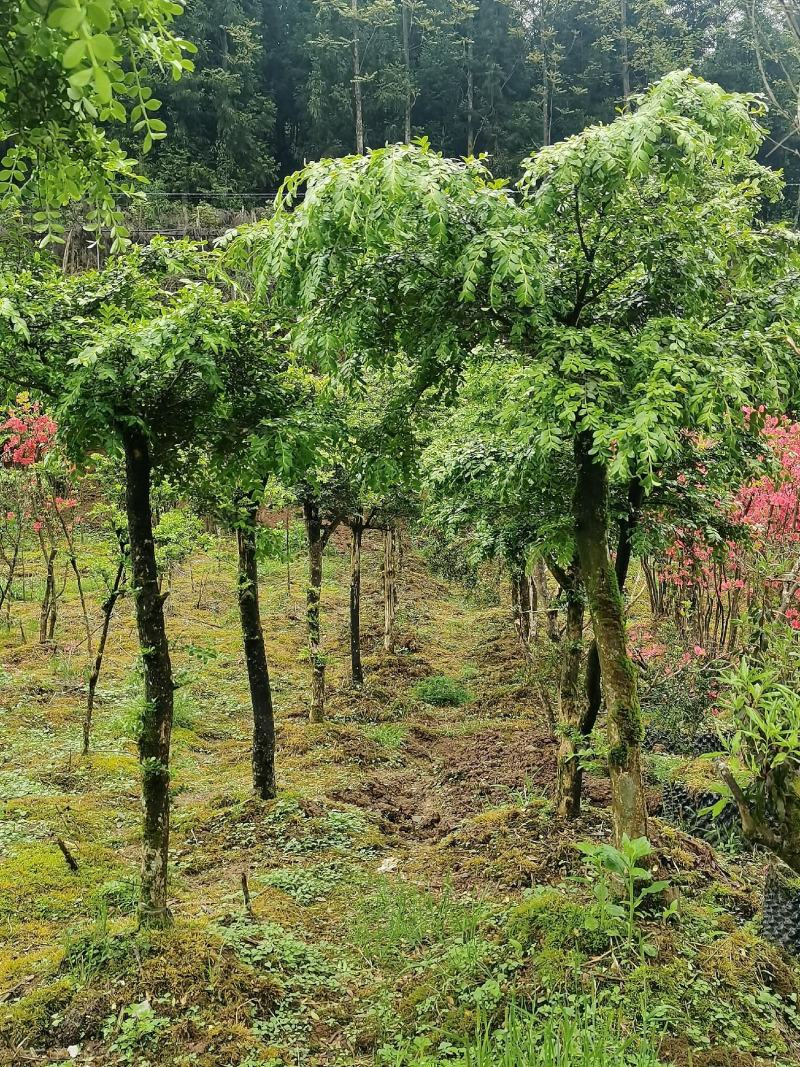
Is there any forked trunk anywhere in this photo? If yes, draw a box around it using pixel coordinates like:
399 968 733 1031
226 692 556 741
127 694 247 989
236 508 276 800
350 518 364 686
583 475 644 738
574 433 647 842
303 500 326 722
554 559 586 818
123 428 174 927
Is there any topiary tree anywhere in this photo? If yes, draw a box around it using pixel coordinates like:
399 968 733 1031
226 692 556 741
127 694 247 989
242 72 800 842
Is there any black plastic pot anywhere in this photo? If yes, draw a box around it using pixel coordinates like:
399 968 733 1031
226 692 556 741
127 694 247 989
644 723 728 757
661 779 741 844
763 862 800 956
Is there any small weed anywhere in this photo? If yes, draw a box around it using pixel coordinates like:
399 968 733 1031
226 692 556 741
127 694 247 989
259 860 348 905
103 999 168 1063
576 836 676 953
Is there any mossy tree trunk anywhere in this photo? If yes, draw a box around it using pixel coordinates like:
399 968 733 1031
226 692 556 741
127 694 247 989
303 499 326 722
123 427 174 928
349 516 364 686
236 502 276 799
582 475 644 738
573 433 647 842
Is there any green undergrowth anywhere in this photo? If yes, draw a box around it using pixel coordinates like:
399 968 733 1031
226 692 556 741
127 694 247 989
2 536 800 1065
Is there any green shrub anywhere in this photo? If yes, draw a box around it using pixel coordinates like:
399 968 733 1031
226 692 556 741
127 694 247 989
414 676 472 707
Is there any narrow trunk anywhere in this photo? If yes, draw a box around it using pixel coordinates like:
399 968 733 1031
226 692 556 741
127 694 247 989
465 36 474 155
574 434 647 842
555 560 586 818
303 500 326 722
620 0 631 103
39 546 56 644
237 508 276 799
123 428 174 928
534 557 558 642
352 0 365 153
83 557 125 756
383 527 397 653
350 519 364 686
402 1 412 143
541 50 550 146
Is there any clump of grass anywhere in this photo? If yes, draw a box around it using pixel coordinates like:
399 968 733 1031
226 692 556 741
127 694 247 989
379 998 664 1065
413 676 472 707
364 723 408 750
349 881 490 966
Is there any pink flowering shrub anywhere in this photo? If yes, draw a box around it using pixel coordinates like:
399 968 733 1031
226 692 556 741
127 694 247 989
655 410 800 650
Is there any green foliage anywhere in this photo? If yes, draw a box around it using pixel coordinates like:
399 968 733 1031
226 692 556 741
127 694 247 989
103 998 168 1061
259 861 348 905
413 675 472 707
0 0 195 246
378 997 665 1066
576 836 675 952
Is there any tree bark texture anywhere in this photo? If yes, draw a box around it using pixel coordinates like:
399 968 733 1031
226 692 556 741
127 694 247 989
303 499 326 722
349 518 364 686
123 428 174 927
554 558 586 818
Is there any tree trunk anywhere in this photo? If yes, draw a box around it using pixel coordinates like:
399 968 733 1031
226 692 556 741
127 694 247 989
39 545 56 644
555 559 586 818
83 557 125 756
303 499 326 722
383 526 397 653
350 518 364 686
123 428 174 928
465 36 474 155
574 433 647 842
402 1 412 143
620 0 631 103
237 510 277 800
582 475 644 738
352 0 365 153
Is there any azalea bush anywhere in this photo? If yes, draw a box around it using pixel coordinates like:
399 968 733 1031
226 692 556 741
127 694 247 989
0 398 86 646
652 410 800 653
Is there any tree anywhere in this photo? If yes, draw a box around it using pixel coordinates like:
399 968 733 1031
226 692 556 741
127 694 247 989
1 0 195 245
0 240 267 924
244 72 800 842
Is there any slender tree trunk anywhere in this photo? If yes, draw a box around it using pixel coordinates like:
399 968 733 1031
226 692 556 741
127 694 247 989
573 433 647 842
555 559 586 818
541 53 550 147
350 518 364 686
534 557 558 642
0 539 19 615
465 36 474 155
383 526 397 653
620 0 631 103
39 545 56 644
236 507 276 799
352 0 365 153
402 1 412 143
83 557 125 756
303 500 326 722
123 428 173 928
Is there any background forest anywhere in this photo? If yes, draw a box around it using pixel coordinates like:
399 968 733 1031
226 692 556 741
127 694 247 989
137 0 800 205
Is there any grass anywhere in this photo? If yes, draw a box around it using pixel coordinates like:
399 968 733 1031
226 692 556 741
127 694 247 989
1 531 800 1065
413 675 472 707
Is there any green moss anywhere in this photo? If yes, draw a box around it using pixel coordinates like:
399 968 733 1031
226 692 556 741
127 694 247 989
508 888 606 955
0 976 75 1046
